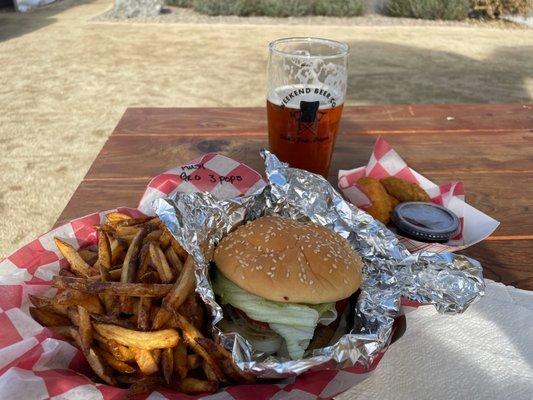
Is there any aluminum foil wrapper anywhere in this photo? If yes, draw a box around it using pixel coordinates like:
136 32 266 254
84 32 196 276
154 151 485 378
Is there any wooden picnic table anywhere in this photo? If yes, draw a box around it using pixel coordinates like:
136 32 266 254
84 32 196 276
56 104 533 290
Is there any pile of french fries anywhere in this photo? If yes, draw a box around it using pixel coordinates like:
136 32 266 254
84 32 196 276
29 212 254 397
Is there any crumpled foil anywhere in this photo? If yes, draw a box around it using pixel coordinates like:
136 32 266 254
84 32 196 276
154 151 485 378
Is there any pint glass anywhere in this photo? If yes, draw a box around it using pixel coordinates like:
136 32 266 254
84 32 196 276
267 37 348 177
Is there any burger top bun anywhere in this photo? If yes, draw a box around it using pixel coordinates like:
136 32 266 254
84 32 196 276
214 216 363 304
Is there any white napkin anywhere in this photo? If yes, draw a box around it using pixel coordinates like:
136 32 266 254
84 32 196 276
339 280 533 400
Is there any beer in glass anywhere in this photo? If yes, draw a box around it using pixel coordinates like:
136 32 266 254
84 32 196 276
267 37 348 177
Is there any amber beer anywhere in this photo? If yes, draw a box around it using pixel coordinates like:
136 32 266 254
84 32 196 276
267 89 343 176
267 37 348 177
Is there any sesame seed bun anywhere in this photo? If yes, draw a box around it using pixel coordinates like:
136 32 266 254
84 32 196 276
213 216 363 304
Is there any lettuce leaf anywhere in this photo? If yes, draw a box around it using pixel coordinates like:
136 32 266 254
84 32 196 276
213 272 336 360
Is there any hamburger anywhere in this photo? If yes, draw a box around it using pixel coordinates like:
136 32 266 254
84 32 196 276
212 215 363 360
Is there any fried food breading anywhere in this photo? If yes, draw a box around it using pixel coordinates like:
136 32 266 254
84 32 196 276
380 177 431 203
356 177 393 224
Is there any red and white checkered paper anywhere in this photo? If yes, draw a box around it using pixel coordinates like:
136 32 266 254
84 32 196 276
338 137 500 253
0 153 404 400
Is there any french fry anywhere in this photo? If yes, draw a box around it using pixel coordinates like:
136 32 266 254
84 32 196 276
178 293 205 331
67 306 80 326
133 348 159 375
137 297 151 331
120 228 147 314
110 238 126 266
139 270 159 284
70 329 117 385
78 306 93 351
93 323 180 350
202 361 218 381
78 249 98 265
94 240 115 314
173 313 225 382
89 268 122 282
115 226 141 237
161 347 173 384
196 337 256 384
143 230 162 246
95 334 136 362
113 216 153 228
54 237 94 278
59 268 76 278
98 230 112 270
53 276 173 297
169 235 188 262
188 354 202 370
152 256 195 329
120 227 146 283
152 308 172 331
90 314 137 330
28 294 68 316
165 247 183 275
175 377 218 395
149 243 173 283
173 341 188 379
136 243 152 280
85 346 117 386
56 289 104 314
152 348 162 365
106 212 132 223
29 306 71 327
96 348 136 374
159 229 172 250
48 325 78 341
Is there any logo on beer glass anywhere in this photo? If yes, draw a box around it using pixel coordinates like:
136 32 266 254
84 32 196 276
284 100 325 143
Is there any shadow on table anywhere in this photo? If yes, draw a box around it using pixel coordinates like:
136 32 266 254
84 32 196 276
345 41 533 104
0 0 95 42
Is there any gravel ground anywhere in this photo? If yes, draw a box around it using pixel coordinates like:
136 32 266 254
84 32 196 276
94 5 526 29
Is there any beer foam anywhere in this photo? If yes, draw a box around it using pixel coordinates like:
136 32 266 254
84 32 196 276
267 52 346 109
267 84 342 109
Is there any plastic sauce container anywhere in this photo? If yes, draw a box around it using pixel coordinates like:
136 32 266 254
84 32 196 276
391 202 460 243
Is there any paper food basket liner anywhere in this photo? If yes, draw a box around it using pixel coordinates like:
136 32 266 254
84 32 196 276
338 137 500 253
0 153 407 400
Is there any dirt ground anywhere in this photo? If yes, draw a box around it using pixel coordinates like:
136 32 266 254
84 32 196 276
0 0 532 260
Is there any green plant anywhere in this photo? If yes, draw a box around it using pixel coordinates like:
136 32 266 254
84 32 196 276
469 0 531 18
260 0 313 17
190 0 364 17
166 0 193 7
387 0 470 20
191 0 255 16
313 0 364 16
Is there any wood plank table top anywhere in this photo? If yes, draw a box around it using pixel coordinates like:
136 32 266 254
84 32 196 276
56 104 533 290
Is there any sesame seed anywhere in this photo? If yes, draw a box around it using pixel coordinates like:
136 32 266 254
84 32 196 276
343 279 348 284
310 280 314 285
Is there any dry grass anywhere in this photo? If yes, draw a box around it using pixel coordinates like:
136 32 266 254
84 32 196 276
0 0 532 259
